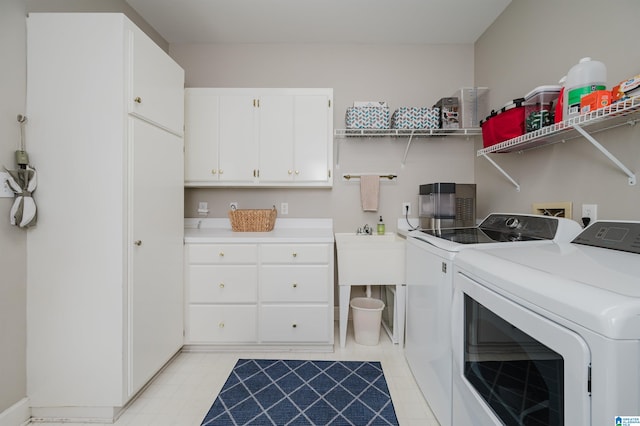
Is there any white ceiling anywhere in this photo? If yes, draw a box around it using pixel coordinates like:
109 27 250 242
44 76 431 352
124 0 511 45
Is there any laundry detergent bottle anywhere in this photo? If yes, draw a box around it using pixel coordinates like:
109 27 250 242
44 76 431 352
564 57 607 119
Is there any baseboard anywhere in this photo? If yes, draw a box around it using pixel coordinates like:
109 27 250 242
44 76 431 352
0 397 30 426
29 405 119 424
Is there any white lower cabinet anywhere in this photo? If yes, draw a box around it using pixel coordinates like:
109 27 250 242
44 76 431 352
185 241 334 349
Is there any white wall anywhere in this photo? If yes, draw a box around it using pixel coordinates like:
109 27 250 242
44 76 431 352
474 0 640 221
26 0 168 50
171 43 477 232
0 0 28 415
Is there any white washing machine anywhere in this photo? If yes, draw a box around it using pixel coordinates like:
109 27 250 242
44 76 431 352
451 221 640 425
405 214 582 426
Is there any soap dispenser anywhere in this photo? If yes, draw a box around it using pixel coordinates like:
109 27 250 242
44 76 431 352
377 216 385 235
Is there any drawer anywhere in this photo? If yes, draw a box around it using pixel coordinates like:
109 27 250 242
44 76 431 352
260 305 331 343
187 305 257 343
188 244 258 264
260 265 329 302
260 244 330 264
189 265 257 303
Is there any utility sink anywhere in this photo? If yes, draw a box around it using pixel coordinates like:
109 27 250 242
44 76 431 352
335 232 407 348
335 233 406 285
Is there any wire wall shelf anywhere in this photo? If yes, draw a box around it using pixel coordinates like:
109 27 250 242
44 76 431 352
478 96 640 155
478 96 640 189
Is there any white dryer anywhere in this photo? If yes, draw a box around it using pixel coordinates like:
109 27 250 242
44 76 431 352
451 221 640 425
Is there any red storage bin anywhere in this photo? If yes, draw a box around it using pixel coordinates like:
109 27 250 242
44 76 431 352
480 98 525 148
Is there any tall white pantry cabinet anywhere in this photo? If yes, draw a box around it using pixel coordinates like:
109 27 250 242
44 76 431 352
26 13 185 422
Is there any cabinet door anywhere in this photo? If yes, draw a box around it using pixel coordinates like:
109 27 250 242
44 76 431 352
185 90 220 183
129 118 184 396
258 94 294 182
129 26 184 135
293 94 332 183
219 94 258 182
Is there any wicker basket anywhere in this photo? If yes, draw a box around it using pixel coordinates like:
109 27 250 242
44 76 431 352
228 207 277 232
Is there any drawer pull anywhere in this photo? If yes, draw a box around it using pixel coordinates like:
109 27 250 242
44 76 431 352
134 240 142 246
219 283 225 288
211 169 217 175
292 252 297 258
134 96 142 104
292 283 298 288
295 170 300 175
288 170 293 175
292 323 297 328
219 322 225 328
219 251 224 257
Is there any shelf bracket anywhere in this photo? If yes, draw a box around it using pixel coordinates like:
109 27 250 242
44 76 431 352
573 124 636 185
480 153 521 191
400 130 415 167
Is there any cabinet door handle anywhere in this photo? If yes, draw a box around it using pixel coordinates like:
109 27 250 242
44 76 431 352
292 323 297 328
219 169 224 174
219 283 225 288
134 240 142 246
134 96 142 104
288 170 293 175
211 169 217 175
219 322 225 328
292 252 297 258
219 251 224 257
292 283 298 288
295 170 300 175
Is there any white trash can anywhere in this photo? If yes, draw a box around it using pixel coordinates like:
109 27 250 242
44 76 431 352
350 297 385 345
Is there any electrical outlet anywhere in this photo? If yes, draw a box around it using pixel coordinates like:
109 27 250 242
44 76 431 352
230 202 238 210
197 201 209 216
581 204 598 222
402 202 411 216
280 202 288 215
0 172 14 198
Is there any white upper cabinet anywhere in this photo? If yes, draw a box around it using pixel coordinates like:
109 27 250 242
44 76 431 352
129 25 184 135
185 88 333 187
185 91 220 182
218 93 260 183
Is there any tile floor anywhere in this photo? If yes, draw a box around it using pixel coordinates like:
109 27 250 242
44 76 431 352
33 324 439 425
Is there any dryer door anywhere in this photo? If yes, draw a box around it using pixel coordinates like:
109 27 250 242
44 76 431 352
452 271 591 426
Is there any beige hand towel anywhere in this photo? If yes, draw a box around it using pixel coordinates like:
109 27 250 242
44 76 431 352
360 175 379 211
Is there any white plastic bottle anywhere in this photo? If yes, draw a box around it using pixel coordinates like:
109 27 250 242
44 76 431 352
564 57 607 119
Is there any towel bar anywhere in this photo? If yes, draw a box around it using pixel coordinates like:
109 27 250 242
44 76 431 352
343 174 397 181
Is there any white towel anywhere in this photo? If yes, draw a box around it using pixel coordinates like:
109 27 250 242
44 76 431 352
360 175 379 212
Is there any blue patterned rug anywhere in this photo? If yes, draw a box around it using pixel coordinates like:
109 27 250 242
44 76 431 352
201 359 399 425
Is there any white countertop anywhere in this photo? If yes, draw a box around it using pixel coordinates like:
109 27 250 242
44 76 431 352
184 218 334 243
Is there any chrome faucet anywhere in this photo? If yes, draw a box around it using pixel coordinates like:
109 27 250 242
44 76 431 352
357 224 372 235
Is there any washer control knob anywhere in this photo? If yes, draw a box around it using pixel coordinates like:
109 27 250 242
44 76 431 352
505 217 519 229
